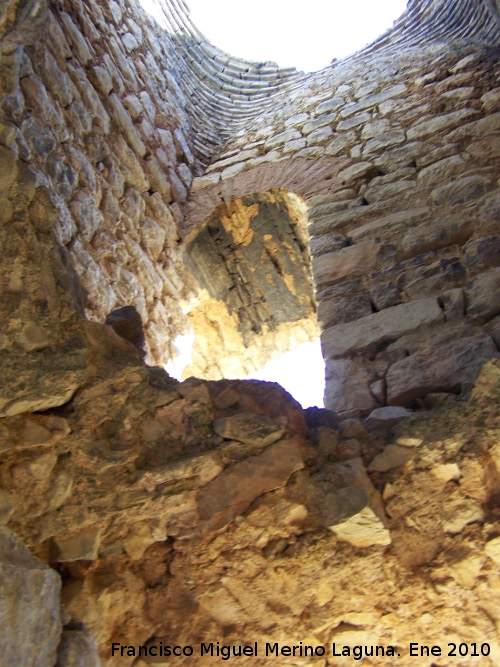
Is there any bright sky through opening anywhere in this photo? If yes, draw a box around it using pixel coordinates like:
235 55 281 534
183 0 407 72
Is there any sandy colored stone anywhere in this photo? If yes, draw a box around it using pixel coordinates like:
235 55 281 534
484 537 500 565
432 463 461 483
53 525 101 562
197 437 304 529
212 412 285 447
367 444 415 472
441 498 484 534
329 506 391 547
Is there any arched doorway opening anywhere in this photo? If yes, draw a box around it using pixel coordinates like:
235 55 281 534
168 190 325 407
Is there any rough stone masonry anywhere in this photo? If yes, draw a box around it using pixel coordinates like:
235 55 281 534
0 0 500 665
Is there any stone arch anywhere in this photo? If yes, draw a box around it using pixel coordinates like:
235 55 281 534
182 189 322 385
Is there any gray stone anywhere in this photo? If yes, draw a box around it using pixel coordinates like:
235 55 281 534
69 190 104 242
337 112 371 132
401 214 474 258
145 155 172 197
55 630 102 667
306 126 333 145
91 65 113 95
325 131 357 156
431 175 495 206
264 129 301 150
466 268 500 322
121 32 139 52
309 232 348 257
449 111 500 139
324 358 376 417
417 155 466 184
481 88 500 112
363 179 416 204
465 236 500 273
370 282 401 310
340 84 407 118
338 161 374 184
364 406 413 432
407 109 476 140
402 257 467 300
0 527 62 666
351 208 430 243
361 119 391 140
61 13 93 64
303 114 337 135
322 297 444 359
316 97 344 114
441 288 465 322
386 328 498 405
108 94 146 157
213 412 286 447
317 295 372 328
363 129 406 155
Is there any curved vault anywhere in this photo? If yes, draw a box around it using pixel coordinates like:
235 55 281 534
181 191 320 382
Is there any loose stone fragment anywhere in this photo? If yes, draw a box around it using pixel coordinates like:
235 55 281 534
367 444 414 472
441 499 484 534
212 412 286 447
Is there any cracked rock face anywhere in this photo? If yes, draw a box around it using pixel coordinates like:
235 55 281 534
1 0 500 664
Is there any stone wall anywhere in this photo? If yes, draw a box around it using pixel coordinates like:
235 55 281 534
1 1 500 664
2 0 498 412
187 2 500 415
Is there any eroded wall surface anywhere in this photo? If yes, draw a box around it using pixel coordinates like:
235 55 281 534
1 1 500 665
188 1 500 415
1 0 498 412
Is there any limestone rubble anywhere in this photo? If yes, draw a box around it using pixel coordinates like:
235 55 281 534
1 0 500 664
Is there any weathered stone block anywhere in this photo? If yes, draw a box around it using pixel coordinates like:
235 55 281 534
407 108 476 140
0 527 62 667
417 154 466 184
312 242 379 287
324 358 376 416
363 129 406 155
351 207 429 243
386 327 498 405
309 232 348 257
322 297 444 359
464 236 500 274
431 174 495 206
466 268 500 322
197 437 303 530
338 161 375 184
337 112 371 132
317 295 372 328
325 131 357 156
339 84 407 118
212 412 285 448
367 443 414 471
402 257 467 299
370 281 402 310
401 214 474 258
